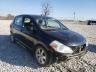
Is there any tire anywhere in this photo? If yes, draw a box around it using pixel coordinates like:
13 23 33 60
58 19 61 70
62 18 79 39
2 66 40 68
35 46 53 66
10 34 15 43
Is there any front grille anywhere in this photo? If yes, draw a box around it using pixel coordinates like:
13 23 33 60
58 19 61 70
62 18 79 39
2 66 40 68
71 44 86 54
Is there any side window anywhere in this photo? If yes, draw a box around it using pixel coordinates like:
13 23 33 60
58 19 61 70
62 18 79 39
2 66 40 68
14 16 22 26
23 17 35 31
23 17 34 26
24 18 31 24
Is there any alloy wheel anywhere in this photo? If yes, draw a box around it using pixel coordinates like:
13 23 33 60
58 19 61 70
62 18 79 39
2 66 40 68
35 47 47 65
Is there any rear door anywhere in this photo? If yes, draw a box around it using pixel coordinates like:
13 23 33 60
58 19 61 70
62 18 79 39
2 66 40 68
12 16 23 41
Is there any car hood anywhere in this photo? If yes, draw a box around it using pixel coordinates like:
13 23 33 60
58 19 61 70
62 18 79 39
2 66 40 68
44 29 86 46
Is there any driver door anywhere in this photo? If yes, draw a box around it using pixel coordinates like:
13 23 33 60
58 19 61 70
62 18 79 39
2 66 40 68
21 16 35 49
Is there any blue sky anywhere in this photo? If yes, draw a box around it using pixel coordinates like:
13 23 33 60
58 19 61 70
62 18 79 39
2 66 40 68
0 0 96 20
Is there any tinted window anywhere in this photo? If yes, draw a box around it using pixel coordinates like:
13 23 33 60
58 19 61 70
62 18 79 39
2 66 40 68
23 17 34 26
24 18 31 24
14 16 22 26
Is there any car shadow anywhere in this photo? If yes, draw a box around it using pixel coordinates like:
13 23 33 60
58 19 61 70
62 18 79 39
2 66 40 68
88 44 96 53
0 35 40 69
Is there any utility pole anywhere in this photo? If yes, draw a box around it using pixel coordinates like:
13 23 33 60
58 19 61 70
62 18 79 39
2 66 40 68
73 12 76 21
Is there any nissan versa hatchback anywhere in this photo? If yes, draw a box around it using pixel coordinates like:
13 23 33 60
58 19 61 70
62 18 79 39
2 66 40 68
10 15 88 66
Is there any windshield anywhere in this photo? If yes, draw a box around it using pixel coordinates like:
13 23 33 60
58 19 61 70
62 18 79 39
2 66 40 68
36 17 68 30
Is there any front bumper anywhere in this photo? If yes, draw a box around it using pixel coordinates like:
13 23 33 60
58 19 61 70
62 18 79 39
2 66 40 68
54 47 87 60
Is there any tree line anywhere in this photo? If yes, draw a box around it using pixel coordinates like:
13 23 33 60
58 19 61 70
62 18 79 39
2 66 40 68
0 14 15 20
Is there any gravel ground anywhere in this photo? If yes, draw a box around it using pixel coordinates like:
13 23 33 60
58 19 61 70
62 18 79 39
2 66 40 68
0 20 96 72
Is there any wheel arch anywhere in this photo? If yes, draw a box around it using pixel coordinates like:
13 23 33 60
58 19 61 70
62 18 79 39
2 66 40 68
34 41 52 52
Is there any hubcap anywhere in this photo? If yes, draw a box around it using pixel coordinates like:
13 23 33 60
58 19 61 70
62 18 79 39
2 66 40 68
35 47 47 65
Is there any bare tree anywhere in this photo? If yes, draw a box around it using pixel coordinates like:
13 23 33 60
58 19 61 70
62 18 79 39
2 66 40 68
41 0 52 16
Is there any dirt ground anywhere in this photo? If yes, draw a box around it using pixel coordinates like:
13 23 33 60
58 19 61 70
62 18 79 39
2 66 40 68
0 20 96 72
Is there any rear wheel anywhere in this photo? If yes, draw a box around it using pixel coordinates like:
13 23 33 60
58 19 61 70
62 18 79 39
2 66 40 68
35 46 53 66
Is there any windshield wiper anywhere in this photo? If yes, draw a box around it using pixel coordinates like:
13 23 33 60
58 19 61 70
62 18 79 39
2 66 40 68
47 26 58 29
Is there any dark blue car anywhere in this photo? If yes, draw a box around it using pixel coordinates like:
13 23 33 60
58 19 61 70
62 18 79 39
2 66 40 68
10 15 88 66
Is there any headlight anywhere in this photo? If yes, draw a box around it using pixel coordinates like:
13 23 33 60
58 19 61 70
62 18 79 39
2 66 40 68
49 40 73 54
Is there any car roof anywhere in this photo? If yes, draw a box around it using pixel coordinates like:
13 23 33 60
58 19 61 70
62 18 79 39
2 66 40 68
17 14 52 19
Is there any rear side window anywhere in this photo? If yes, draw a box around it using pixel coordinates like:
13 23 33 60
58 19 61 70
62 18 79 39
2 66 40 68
14 16 22 26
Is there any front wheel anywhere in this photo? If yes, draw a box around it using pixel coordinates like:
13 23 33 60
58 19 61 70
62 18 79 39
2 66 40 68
35 46 53 66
